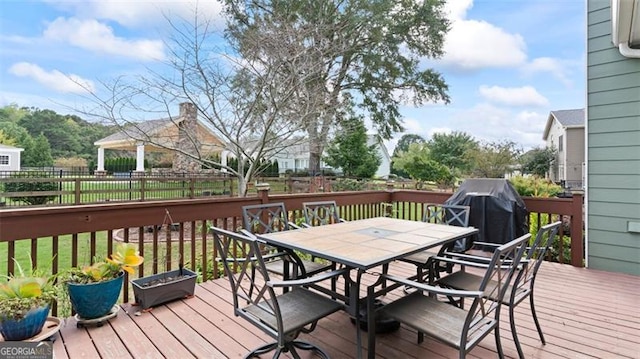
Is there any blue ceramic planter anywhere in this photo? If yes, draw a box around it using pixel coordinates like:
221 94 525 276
0 305 49 341
67 273 123 319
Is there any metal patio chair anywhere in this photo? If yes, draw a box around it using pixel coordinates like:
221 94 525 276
368 233 530 359
393 203 471 286
212 226 346 359
301 200 346 293
302 200 347 226
435 221 561 358
242 203 334 280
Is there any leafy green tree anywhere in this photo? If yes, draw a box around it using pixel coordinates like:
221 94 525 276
29 134 54 167
520 146 557 177
391 134 425 178
393 134 426 157
222 0 451 173
0 104 29 123
392 142 452 185
466 140 522 178
428 131 477 175
324 117 381 178
0 129 17 146
18 109 83 159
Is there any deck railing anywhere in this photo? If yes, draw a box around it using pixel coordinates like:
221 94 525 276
0 187 583 315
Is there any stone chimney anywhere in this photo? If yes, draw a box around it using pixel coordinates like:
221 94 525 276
173 102 201 173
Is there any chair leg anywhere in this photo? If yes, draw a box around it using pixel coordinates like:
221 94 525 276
243 340 330 359
494 325 505 359
510 304 525 359
381 263 388 289
530 292 546 344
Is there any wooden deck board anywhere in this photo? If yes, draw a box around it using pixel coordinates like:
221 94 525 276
48 262 640 358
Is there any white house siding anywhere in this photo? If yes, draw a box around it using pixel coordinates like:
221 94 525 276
0 144 23 173
587 0 640 275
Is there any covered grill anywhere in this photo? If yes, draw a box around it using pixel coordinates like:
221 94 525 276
445 179 529 248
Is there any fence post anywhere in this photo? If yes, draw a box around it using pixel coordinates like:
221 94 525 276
75 178 81 205
570 190 584 267
256 183 270 204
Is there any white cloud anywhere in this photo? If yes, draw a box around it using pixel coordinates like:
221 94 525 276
445 103 546 149
8 62 95 94
443 0 473 21
441 20 527 70
427 127 453 139
43 17 165 61
522 57 572 87
46 0 224 28
438 0 527 70
478 85 549 107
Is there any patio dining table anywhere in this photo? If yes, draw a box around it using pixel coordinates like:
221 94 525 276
257 216 478 358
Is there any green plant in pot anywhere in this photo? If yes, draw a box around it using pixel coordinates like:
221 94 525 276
65 243 143 320
0 260 57 341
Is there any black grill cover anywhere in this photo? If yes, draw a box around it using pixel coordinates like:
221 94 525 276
445 179 528 249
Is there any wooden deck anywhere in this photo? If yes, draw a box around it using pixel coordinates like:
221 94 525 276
51 261 640 358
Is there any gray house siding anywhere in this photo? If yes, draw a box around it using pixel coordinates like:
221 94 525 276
587 0 640 275
565 127 585 186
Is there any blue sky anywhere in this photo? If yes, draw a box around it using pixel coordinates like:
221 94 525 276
0 0 585 152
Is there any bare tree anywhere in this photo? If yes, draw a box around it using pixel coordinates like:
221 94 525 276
78 10 326 196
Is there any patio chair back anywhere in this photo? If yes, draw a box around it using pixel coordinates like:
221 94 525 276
211 226 343 358
423 203 470 227
302 201 343 226
242 202 290 234
512 221 561 304
460 233 530 348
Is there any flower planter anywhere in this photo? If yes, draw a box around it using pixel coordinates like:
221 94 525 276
67 273 124 319
132 268 197 310
0 305 50 341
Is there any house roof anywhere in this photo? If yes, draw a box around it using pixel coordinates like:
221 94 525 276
542 108 585 140
94 117 225 153
0 144 24 151
95 118 172 144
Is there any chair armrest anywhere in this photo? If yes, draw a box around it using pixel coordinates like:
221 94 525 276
239 228 257 238
430 255 493 269
470 241 501 248
268 268 349 288
433 255 517 270
383 274 483 298
289 222 302 229
442 251 493 263
300 223 312 228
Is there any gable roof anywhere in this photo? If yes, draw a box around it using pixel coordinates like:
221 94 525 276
94 117 225 153
542 108 585 140
0 144 24 151
95 118 173 144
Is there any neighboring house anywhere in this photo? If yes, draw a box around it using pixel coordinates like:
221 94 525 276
94 103 225 173
270 134 391 178
0 144 24 172
542 109 585 188
586 0 640 275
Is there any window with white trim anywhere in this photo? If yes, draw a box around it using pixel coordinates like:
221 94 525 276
0 155 9 165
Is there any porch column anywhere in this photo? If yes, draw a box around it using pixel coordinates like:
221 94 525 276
136 143 145 172
221 150 229 172
97 147 105 171
95 147 107 177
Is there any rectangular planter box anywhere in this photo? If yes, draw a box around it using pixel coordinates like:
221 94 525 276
132 268 197 310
